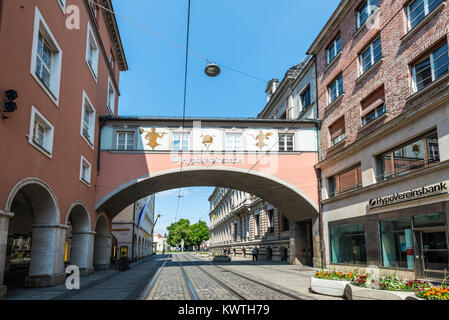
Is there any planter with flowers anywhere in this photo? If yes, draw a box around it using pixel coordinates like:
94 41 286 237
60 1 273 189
416 286 449 300
310 271 356 297
345 273 430 300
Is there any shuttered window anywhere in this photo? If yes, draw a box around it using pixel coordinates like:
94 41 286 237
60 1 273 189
361 86 386 125
329 117 346 147
328 165 362 197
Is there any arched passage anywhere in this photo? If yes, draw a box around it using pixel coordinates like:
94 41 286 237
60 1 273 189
5 179 66 288
96 167 318 222
65 202 94 275
93 214 111 270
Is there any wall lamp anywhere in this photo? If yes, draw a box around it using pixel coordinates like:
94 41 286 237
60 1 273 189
2 89 18 119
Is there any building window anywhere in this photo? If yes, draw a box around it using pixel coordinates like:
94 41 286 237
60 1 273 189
411 42 449 93
357 0 379 29
107 78 116 115
80 156 92 186
29 106 54 157
377 130 440 181
109 49 116 73
300 86 311 109
172 132 190 151
327 35 341 65
254 211 260 236
86 22 99 80
81 91 96 146
267 209 274 234
278 133 294 152
380 218 414 270
361 86 386 126
281 215 289 232
90 0 99 20
406 0 443 31
329 117 346 147
58 0 66 12
328 74 344 104
31 7 63 105
359 36 382 75
328 165 362 198
330 223 367 265
117 131 135 151
225 133 243 151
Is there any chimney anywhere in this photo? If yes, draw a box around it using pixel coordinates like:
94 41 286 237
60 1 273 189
265 79 279 102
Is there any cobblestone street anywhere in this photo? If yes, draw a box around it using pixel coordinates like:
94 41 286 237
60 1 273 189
5 253 342 300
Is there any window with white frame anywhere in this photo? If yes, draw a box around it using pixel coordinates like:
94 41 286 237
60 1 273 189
359 36 382 75
328 74 344 104
172 132 190 151
29 106 54 156
412 42 449 93
357 0 379 29
117 131 135 151
406 0 443 31
86 23 99 80
107 78 115 114
278 133 294 152
80 156 92 186
31 7 62 105
327 35 341 65
81 91 96 146
58 0 66 12
225 133 243 151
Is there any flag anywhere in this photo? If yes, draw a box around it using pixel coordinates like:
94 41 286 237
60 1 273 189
137 197 151 228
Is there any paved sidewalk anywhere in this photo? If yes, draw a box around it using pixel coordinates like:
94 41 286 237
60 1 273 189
193 254 343 300
6 255 166 300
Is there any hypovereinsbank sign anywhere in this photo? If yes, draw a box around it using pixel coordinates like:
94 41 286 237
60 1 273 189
368 182 448 209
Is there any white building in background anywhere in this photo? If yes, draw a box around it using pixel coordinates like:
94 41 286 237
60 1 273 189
153 233 167 253
112 195 155 261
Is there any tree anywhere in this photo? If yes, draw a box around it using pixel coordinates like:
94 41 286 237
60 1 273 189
166 219 192 247
190 220 210 247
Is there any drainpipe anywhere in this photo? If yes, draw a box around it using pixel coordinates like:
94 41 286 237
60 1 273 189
97 117 106 174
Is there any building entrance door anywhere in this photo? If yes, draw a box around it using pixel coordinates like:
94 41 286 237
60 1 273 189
415 228 448 279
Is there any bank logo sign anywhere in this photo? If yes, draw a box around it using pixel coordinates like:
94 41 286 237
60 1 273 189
369 182 448 209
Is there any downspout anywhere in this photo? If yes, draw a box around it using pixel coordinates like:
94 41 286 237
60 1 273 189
97 117 106 174
313 53 325 269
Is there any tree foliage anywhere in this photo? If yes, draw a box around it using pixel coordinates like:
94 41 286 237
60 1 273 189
166 219 210 248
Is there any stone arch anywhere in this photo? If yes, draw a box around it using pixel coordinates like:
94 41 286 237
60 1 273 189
65 201 93 275
5 178 65 288
93 214 111 270
96 167 318 223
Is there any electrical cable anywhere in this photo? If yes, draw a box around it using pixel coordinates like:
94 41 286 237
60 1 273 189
90 0 267 83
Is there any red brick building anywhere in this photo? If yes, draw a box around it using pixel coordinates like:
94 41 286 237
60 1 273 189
0 0 127 296
309 0 449 279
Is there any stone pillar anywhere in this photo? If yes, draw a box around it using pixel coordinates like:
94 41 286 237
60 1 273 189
25 224 67 288
71 231 95 276
94 234 112 270
0 211 14 299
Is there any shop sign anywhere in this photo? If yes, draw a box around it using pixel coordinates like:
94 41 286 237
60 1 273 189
368 182 448 209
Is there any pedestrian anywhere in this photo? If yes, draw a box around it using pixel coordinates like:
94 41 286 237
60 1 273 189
252 247 258 261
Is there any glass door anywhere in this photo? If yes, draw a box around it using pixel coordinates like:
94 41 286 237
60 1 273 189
415 229 449 279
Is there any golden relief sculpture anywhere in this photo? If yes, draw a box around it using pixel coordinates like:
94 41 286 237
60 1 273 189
140 128 167 150
201 135 214 151
249 130 272 150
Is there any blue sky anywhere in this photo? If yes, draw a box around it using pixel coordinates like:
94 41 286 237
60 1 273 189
111 0 340 235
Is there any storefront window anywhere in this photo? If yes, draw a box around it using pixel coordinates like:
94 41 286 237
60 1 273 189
413 212 445 228
330 223 366 265
380 218 414 270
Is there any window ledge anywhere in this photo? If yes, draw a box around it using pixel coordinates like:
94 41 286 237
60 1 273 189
29 140 52 159
354 58 384 85
358 112 388 133
323 51 342 74
80 178 91 188
326 137 347 153
406 72 449 103
325 93 345 111
401 1 446 43
81 133 95 150
86 60 98 83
